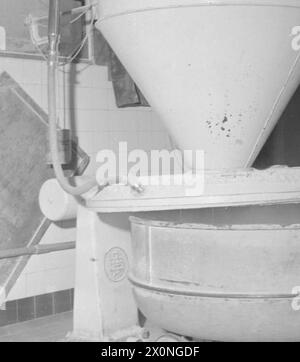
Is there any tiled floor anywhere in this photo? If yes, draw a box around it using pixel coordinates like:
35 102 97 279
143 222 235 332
0 311 73 342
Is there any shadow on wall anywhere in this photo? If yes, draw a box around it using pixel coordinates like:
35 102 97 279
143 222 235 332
92 29 149 108
255 85 300 169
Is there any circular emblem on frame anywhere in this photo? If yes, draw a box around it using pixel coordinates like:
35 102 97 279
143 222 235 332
104 247 129 282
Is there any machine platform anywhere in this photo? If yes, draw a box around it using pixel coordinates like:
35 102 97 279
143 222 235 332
86 166 300 212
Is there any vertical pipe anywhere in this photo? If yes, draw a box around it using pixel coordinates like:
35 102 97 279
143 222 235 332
47 0 97 196
48 0 60 40
85 0 95 63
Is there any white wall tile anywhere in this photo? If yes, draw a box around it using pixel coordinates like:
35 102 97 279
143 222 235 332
21 59 42 85
74 110 111 132
74 87 108 110
44 250 75 271
0 52 172 301
73 64 111 88
44 267 75 294
7 275 26 301
3 58 25 83
25 272 46 298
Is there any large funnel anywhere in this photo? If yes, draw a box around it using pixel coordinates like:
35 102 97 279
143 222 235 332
96 0 300 169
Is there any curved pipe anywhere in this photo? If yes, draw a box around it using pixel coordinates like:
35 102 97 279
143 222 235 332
48 0 97 196
48 1 145 196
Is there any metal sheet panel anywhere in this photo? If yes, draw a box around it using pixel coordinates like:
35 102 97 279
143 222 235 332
0 72 89 303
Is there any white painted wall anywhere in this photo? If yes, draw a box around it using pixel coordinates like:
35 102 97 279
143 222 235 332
0 56 170 300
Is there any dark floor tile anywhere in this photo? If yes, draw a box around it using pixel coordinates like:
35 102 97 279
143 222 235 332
35 293 53 319
0 300 18 327
6 300 18 325
17 297 35 322
0 310 8 327
54 290 71 314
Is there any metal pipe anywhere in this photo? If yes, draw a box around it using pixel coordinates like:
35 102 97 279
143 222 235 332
85 0 95 63
61 2 98 16
0 241 75 260
48 0 60 40
48 0 97 195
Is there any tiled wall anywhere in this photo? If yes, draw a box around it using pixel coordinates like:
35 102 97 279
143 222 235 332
0 289 73 327
0 56 170 301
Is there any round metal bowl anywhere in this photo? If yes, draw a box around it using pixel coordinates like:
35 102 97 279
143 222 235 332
129 217 300 341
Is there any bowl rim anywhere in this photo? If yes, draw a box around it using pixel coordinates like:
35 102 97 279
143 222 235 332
129 216 300 231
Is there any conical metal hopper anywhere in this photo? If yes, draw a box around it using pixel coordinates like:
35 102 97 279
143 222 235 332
96 0 300 169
